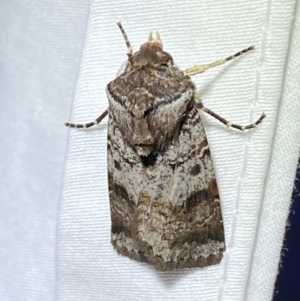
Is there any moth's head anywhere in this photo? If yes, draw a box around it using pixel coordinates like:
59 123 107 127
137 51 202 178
132 31 174 67
145 31 163 48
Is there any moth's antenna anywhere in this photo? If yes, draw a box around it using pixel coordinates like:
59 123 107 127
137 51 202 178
117 22 133 60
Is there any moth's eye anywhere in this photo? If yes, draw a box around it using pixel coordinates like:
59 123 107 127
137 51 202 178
161 59 172 67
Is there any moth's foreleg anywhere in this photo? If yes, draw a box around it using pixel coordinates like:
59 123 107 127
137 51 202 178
184 46 255 77
198 104 265 131
65 109 108 128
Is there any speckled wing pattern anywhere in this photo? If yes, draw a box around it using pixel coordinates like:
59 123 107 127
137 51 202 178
107 110 225 271
107 70 225 271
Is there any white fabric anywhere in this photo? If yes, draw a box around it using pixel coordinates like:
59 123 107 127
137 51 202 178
0 1 90 301
1 1 300 301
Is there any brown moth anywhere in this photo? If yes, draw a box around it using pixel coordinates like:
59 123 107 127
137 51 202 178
65 23 265 271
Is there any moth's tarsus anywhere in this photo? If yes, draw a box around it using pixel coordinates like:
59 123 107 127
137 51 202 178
64 109 108 129
201 106 266 131
225 45 255 62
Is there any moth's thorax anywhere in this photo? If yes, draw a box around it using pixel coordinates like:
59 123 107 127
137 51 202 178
107 32 196 157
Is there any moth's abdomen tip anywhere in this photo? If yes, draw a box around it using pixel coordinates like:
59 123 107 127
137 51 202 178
65 122 70 127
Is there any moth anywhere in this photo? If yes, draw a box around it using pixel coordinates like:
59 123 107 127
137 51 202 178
65 23 265 271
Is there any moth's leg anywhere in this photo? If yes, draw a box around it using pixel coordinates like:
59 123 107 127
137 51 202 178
184 46 254 77
198 103 265 131
65 109 108 128
117 22 133 59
